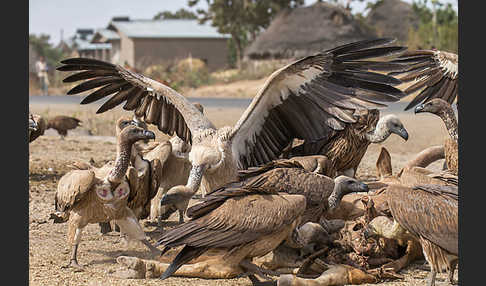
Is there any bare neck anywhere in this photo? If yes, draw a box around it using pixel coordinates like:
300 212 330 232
108 140 132 184
437 107 458 141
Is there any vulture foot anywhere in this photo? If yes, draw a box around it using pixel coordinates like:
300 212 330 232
61 259 85 272
240 259 280 281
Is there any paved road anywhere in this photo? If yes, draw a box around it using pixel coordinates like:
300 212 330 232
29 95 423 113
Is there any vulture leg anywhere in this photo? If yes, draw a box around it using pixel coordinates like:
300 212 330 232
99 222 112 234
448 258 458 284
65 214 85 270
427 268 437 286
178 209 185 224
115 255 242 279
278 264 377 286
114 212 161 257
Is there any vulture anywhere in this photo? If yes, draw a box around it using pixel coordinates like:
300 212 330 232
237 160 369 225
375 184 458 286
159 185 194 224
49 125 160 269
98 116 163 234
151 175 307 280
414 98 458 175
285 109 409 177
57 38 409 197
388 49 458 111
46 115 82 138
325 145 450 222
29 113 47 143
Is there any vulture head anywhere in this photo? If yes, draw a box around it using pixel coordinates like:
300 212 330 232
115 116 147 136
328 176 369 210
29 114 38 133
371 114 409 142
119 125 155 145
186 127 232 190
414 98 450 116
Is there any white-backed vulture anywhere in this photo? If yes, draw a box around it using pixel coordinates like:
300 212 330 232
380 184 458 286
388 49 458 111
57 38 409 198
285 109 409 177
325 145 449 222
116 176 307 281
29 113 47 143
414 98 458 175
237 160 369 225
50 125 160 269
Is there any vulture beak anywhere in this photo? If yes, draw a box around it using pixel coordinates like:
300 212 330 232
352 182 369 193
29 120 38 131
414 104 425 114
143 130 156 140
399 128 409 141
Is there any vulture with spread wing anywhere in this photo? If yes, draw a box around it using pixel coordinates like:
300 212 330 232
57 38 407 195
389 49 458 111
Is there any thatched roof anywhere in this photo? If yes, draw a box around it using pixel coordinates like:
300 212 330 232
365 0 419 44
244 2 377 60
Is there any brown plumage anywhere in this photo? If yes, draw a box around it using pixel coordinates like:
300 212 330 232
50 125 159 269
159 185 194 224
238 160 369 225
57 38 408 199
47 115 82 138
326 146 449 222
415 98 458 175
29 113 47 143
388 50 458 111
286 110 409 176
385 184 458 286
151 174 307 280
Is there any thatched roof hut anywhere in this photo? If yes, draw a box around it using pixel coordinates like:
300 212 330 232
244 2 377 60
365 0 419 44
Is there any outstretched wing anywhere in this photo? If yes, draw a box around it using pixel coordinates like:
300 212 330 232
389 50 458 110
57 58 216 143
229 38 408 169
387 184 458 255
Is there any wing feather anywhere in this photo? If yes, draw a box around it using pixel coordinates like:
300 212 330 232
389 50 458 110
230 38 406 169
55 170 96 212
57 58 216 143
387 184 458 255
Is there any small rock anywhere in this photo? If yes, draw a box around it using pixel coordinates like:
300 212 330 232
48 168 53 172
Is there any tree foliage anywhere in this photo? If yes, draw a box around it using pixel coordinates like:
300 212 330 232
188 0 305 68
153 8 198 20
29 34 66 70
407 0 458 53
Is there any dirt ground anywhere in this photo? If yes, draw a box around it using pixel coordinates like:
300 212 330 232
29 102 456 286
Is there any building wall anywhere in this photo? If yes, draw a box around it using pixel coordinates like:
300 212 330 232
119 33 135 67
132 37 229 71
109 40 121 64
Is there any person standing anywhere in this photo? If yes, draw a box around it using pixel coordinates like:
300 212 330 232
35 56 49 96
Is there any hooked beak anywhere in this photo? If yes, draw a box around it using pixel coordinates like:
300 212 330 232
414 104 425 114
143 130 155 140
354 182 369 193
398 128 409 141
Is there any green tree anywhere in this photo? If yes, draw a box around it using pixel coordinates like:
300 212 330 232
407 0 457 52
188 0 304 69
153 8 198 20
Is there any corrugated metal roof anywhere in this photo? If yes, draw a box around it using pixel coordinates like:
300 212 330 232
72 34 112 50
95 28 120 41
110 19 230 39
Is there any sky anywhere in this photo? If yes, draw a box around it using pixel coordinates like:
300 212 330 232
29 0 458 46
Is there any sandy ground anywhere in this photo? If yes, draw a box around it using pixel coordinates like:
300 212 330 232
29 102 455 286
